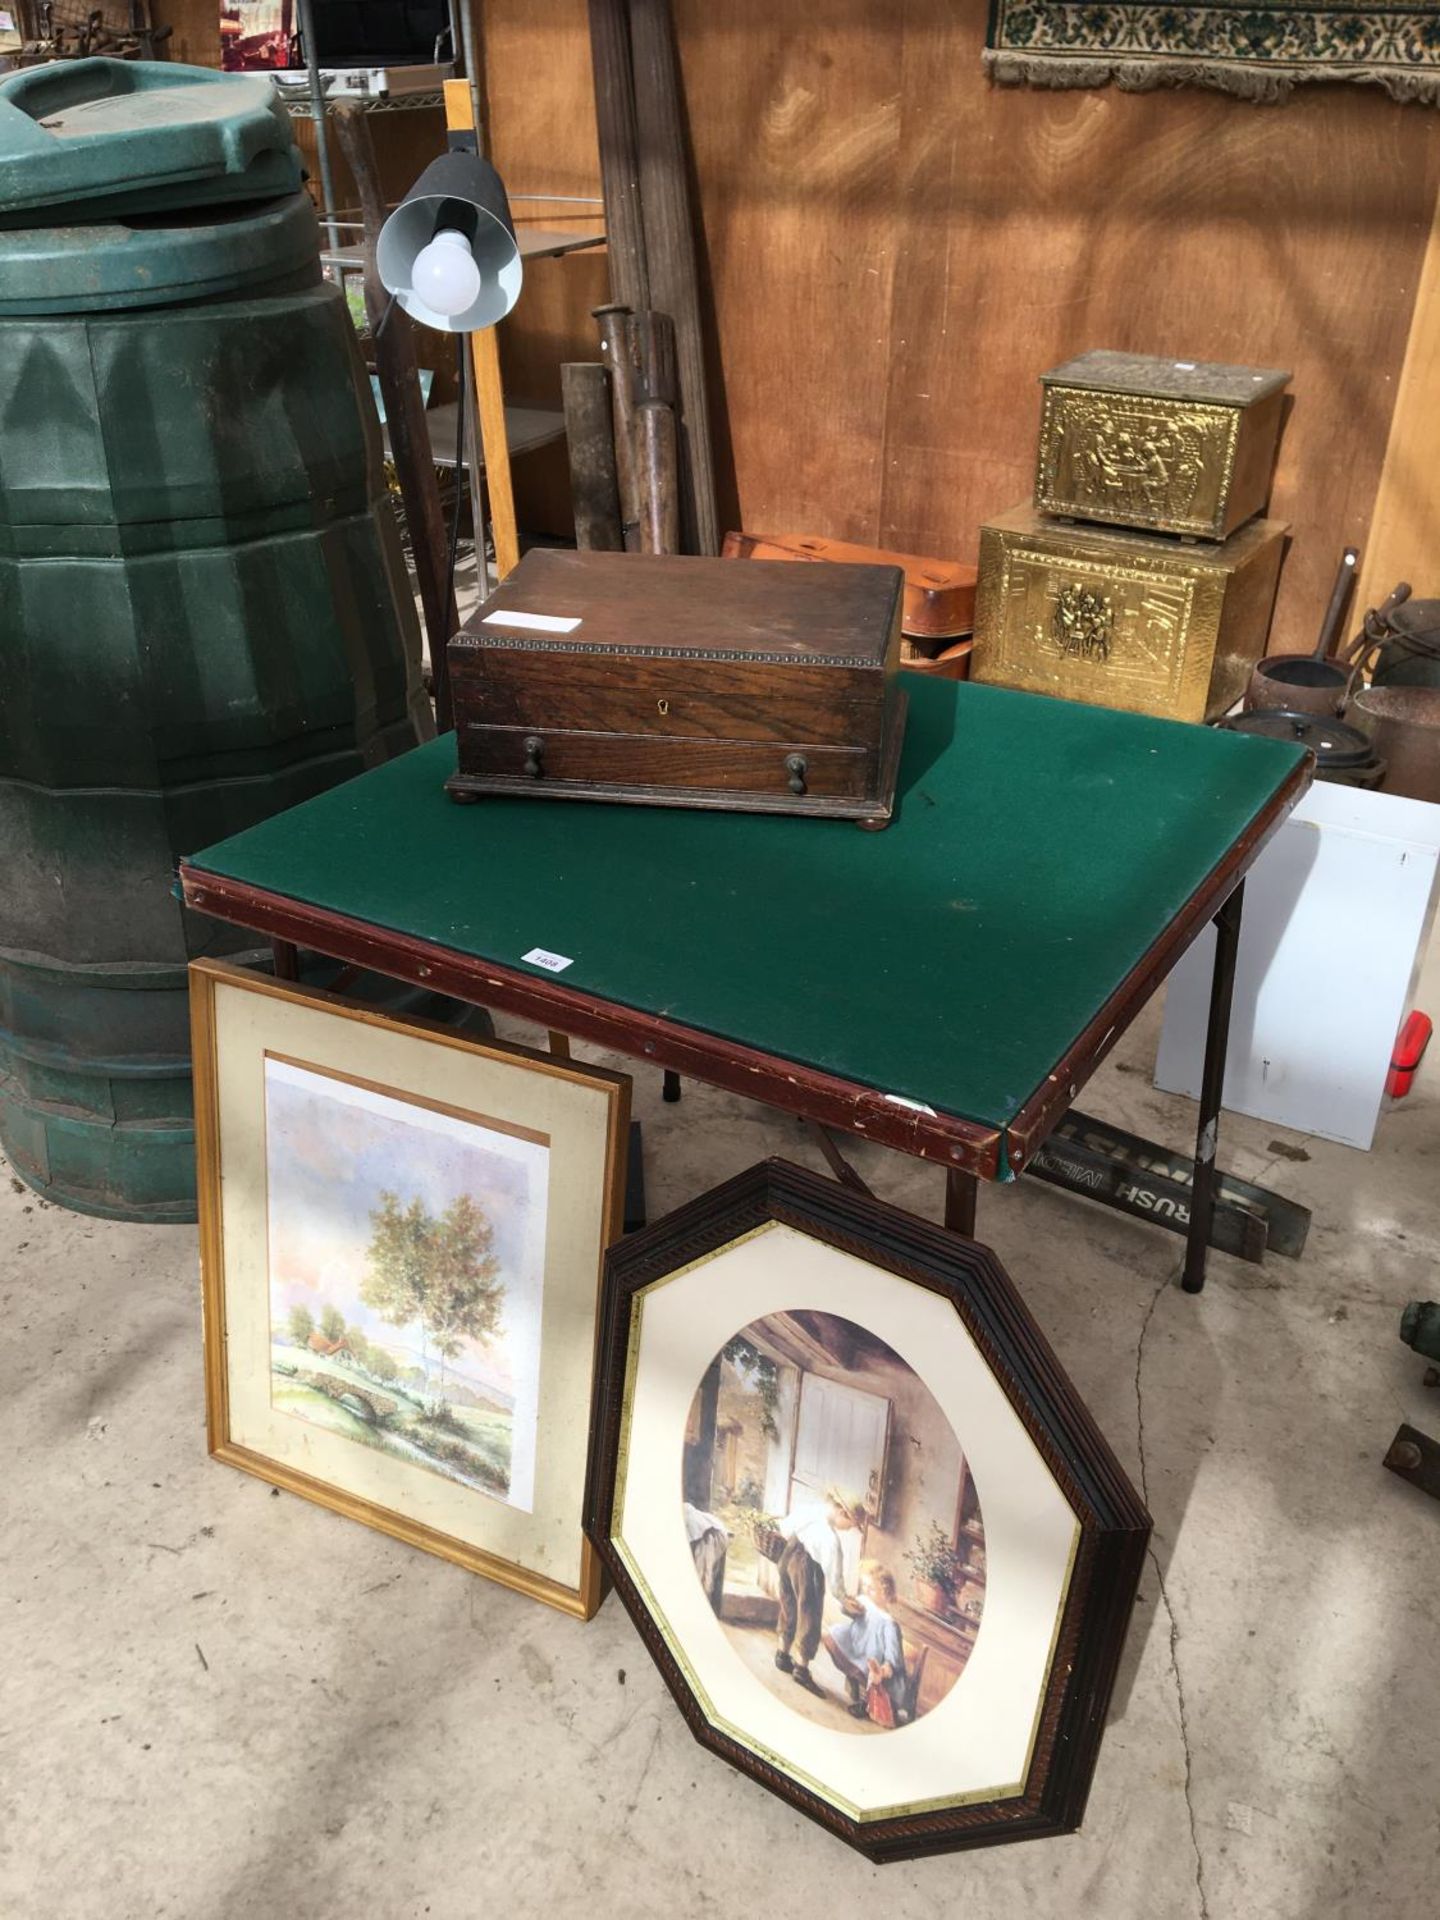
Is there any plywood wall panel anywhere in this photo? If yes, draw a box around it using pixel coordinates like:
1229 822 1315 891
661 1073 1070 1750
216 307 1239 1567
476 1 1439 648
152 0 220 68
675 10 906 546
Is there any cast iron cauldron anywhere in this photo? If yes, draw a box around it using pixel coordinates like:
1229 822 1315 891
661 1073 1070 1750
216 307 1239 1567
1348 685 1440 805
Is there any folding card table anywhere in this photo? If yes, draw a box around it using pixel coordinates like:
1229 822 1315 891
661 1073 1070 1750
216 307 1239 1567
180 676 1310 1292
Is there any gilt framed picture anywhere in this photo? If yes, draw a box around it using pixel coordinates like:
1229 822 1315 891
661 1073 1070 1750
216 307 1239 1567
585 1160 1149 1860
191 959 629 1619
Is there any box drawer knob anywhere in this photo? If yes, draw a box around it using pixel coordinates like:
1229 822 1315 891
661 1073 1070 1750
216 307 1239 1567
523 734 544 778
784 753 808 796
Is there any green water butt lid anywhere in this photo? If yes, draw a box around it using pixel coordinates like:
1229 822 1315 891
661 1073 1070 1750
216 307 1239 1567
0 58 302 225
0 192 321 315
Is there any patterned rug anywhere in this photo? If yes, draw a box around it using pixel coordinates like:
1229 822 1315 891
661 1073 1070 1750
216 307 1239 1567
985 3 1440 101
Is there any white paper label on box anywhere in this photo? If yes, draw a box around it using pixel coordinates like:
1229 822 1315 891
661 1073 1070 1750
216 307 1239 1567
522 948 574 973
482 611 583 634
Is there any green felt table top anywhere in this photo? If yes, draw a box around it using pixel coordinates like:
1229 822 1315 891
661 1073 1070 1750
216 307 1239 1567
187 676 1306 1155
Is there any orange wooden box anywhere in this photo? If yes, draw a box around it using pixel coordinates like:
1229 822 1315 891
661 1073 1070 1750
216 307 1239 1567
722 530 976 676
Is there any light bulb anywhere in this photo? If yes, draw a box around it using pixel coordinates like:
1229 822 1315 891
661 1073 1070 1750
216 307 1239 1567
411 229 482 319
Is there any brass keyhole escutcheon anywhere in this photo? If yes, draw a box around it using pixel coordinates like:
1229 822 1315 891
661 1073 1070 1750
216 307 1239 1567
657 698 670 716
784 753 808 796
523 735 543 778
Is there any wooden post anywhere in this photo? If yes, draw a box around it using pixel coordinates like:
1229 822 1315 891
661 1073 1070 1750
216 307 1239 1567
637 399 680 554
561 363 625 551
593 302 643 550
1357 187 1440 630
443 77 520 582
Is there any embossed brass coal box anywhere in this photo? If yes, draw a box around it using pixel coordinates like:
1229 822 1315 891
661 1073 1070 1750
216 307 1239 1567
972 504 1288 723
1036 351 1290 541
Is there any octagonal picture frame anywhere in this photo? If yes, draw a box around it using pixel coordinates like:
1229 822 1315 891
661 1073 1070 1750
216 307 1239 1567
584 1158 1150 1863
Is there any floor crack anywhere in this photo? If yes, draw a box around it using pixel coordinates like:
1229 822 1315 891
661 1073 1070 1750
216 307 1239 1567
1136 1277 1211 1920
1133 1273 1166 1513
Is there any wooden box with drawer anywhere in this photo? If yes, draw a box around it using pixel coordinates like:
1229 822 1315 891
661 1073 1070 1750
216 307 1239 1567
446 549 907 826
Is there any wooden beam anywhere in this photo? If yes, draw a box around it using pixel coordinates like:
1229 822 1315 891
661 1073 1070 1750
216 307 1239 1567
1356 184 1440 630
444 77 521 581
332 102 460 732
587 0 651 310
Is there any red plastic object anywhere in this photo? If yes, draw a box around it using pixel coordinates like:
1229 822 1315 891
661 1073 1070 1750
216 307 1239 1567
1387 1011 1433 1099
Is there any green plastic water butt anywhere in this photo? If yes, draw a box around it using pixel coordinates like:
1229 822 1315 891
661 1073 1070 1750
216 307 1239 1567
0 77 430 1222
0 58 302 224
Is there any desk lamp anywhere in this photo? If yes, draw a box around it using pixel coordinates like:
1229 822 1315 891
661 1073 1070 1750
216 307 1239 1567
376 145 522 334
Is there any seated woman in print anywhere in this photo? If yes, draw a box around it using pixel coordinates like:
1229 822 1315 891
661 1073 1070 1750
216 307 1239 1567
823 1561 907 1726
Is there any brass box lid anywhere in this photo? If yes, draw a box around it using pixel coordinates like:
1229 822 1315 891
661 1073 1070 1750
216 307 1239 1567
1039 351 1290 409
1036 352 1290 541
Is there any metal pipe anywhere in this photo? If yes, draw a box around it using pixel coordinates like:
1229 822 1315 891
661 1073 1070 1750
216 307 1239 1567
457 0 486 164
293 0 342 253
1182 880 1246 1294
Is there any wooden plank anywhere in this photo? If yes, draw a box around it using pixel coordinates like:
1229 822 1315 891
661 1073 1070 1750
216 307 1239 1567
629 0 722 554
444 77 520 581
1356 188 1440 630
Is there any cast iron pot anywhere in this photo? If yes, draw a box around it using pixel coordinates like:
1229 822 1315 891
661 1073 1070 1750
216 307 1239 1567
1246 568 1405 719
1223 708 1387 789
1244 549 1360 717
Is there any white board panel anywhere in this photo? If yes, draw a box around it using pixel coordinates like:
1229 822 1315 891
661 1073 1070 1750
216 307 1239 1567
1155 784 1440 1150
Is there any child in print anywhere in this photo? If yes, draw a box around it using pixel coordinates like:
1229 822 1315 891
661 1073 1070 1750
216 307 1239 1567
823 1561 907 1724
773 1486 866 1696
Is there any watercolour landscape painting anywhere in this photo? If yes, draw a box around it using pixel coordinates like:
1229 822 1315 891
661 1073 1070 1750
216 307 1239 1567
263 1056 549 1513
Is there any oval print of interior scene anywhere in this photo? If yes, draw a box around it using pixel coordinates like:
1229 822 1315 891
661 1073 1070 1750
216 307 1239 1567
683 1312 985 1733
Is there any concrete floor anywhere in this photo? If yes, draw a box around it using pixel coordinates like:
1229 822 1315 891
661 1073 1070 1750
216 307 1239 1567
3 958 1438 1920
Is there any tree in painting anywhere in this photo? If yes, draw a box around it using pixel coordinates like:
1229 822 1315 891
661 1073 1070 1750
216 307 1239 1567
287 1303 314 1349
361 1189 505 1409
422 1194 504 1402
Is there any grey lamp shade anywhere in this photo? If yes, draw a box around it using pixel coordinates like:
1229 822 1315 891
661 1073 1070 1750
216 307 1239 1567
376 150 522 334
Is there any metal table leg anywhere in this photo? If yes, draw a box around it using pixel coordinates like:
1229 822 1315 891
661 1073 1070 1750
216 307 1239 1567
1181 879 1245 1295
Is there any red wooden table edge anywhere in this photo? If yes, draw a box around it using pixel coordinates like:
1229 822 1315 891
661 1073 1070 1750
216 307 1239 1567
179 747 1309 1184
1004 750 1313 1172
179 867 1006 1176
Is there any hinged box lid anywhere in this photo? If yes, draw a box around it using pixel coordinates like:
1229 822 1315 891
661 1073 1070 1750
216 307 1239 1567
1040 350 1290 410
456 549 903 669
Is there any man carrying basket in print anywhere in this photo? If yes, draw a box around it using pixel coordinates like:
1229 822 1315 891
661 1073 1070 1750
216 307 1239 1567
771 1487 867 1697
